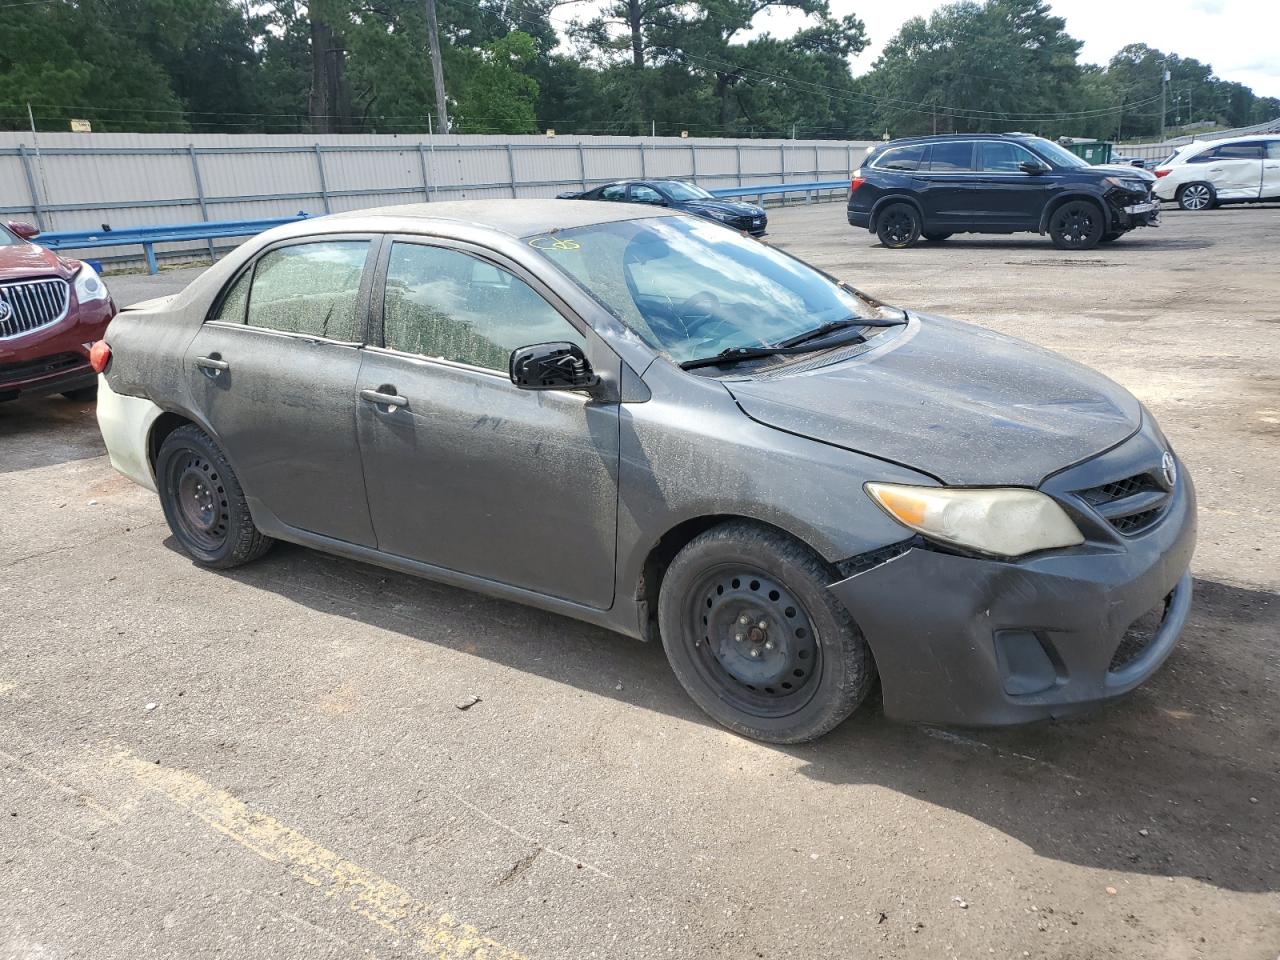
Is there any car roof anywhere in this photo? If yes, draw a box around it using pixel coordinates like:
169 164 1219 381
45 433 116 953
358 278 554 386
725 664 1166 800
325 198 669 237
874 133 1042 148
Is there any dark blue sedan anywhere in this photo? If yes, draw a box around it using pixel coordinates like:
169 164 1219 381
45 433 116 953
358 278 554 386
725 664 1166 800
557 179 767 236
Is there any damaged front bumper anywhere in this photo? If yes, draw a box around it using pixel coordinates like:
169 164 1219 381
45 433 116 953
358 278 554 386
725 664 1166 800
828 454 1196 726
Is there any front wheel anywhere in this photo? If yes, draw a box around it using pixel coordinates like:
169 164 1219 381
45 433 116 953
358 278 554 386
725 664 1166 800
156 424 274 568
1177 182 1215 211
876 203 922 249
1048 200 1105 250
657 521 876 743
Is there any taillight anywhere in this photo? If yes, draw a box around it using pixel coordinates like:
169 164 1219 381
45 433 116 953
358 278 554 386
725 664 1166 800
89 340 111 373
849 176 866 193
1154 169 1171 178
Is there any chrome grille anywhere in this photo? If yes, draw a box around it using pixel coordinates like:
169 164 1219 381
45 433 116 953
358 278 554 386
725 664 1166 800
0 278 71 339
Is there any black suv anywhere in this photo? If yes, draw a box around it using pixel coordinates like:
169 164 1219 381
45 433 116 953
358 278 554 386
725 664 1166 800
847 133 1158 250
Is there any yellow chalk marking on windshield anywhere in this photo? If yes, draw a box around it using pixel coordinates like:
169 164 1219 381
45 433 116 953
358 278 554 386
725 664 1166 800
527 236 580 251
109 751 525 959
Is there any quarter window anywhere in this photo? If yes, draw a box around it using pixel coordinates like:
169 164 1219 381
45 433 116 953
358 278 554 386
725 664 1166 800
382 243 585 372
238 241 369 340
928 141 974 172
874 144 926 171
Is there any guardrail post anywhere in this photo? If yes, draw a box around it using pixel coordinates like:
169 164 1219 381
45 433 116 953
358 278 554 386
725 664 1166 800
17 145 46 231
143 242 158 276
506 143 518 198
188 145 215 263
314 143 332 213
578 142 587 189
418 143 432 201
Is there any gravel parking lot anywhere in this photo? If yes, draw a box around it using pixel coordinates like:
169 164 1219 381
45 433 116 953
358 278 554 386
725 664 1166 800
2 203 1277 960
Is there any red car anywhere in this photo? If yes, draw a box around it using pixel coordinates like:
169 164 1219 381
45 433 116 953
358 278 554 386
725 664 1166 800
1 220 116 402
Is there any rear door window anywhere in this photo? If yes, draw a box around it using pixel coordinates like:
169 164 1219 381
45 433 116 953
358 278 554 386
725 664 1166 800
630 184 664 203
214 240 370 339
600 184 627 200
928 141 974 172
1214 142 1263 160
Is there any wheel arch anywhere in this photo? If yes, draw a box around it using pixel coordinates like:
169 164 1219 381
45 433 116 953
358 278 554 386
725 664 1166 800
634 514 840 643
869 194 926 231
1038 191 1108 235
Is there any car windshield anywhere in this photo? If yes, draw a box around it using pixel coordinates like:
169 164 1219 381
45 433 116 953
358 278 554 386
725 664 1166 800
1025 137 1090 169
660 181 714 201
526 217 880 364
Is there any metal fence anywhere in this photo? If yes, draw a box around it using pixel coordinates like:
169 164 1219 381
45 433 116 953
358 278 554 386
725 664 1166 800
0 132 873 265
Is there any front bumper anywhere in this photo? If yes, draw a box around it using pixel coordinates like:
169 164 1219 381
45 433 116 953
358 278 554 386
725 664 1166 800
1106 191 1160 230
828 448 1196 726
0 294 115 400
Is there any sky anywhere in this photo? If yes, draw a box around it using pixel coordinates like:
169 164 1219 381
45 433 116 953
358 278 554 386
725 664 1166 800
745 0 1280 99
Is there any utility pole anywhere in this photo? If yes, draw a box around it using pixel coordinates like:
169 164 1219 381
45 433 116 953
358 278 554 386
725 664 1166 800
1158 60 1169 143
425 0 449 133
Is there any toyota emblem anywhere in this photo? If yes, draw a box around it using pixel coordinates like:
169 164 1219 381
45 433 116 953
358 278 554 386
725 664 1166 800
1161 450 1177 488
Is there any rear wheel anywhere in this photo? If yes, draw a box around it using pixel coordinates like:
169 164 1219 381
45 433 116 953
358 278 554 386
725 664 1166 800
922 232 952 242
1177 182 1215 211
1048 199 1105 250
156 424 273 568
876 203 922 249
657 521 876 743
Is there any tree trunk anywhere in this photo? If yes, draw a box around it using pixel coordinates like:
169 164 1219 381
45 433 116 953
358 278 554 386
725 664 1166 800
310 18 352 133
715 69 741 128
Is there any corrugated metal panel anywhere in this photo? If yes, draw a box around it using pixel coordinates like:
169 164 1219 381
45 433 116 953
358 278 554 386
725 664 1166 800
0 132 874 263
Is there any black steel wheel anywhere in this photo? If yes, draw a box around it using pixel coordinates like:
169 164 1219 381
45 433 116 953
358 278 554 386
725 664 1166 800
1048 199 1105 250
156 424 273 568
876 203 921 249
658 521 876 742
1177 182 1215 211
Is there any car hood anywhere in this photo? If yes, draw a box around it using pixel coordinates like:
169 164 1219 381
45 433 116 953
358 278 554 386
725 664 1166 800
0 242 73 282
724 312 1141 486
681 199 763 217
1091 164 1157 181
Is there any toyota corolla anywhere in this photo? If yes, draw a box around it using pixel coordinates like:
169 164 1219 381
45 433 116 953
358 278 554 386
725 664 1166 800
93 200 1195 742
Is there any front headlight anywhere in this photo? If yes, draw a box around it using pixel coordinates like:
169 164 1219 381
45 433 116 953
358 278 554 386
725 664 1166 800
865 483 1084 558
73 263 110 303
1104 176 1150 193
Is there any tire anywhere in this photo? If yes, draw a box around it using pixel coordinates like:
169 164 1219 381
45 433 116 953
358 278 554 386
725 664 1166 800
1177 182 1215 211
1099 231 1123 243
1048 199 1106 250
657 521 876 743
922 232 952 242
61 384 98 401
875 203 922 249
156 424 273 569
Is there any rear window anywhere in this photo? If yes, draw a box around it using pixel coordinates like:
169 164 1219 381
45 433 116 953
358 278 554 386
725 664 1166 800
928 141 974 171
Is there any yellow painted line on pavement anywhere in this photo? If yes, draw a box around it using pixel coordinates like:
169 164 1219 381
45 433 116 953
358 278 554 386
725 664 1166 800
105 751 526 960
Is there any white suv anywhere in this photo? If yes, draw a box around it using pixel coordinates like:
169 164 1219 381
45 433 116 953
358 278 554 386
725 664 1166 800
1153 135 1280 210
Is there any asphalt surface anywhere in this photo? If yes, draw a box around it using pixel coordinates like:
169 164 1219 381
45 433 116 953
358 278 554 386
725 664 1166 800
3 203 1278 960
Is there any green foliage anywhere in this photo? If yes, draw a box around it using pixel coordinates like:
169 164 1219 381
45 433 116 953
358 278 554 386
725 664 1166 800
2 0 1276 139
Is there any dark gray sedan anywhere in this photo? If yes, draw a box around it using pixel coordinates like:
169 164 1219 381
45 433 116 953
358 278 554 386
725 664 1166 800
95 200 1195 742
557 179 767 235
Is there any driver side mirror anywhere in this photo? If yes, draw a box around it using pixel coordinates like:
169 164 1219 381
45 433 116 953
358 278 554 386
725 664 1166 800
1019 161 1049 175
7 220 40 240
510 341 598 391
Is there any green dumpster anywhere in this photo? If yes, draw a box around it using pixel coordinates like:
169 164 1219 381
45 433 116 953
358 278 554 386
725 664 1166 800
1062 140 1113 165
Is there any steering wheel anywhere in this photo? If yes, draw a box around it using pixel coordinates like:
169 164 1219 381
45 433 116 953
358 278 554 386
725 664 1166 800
674 291 724 336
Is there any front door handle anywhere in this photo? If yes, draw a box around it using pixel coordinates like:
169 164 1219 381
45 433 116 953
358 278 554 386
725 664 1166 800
195 355 229 374
360 387 408 409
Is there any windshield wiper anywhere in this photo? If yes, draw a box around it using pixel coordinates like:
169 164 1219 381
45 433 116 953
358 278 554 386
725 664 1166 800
678 314 909 371
776 315 905 349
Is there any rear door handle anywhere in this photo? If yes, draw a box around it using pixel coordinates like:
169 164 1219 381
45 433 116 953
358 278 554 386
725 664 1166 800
360 387 408 409
195 355 229 373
